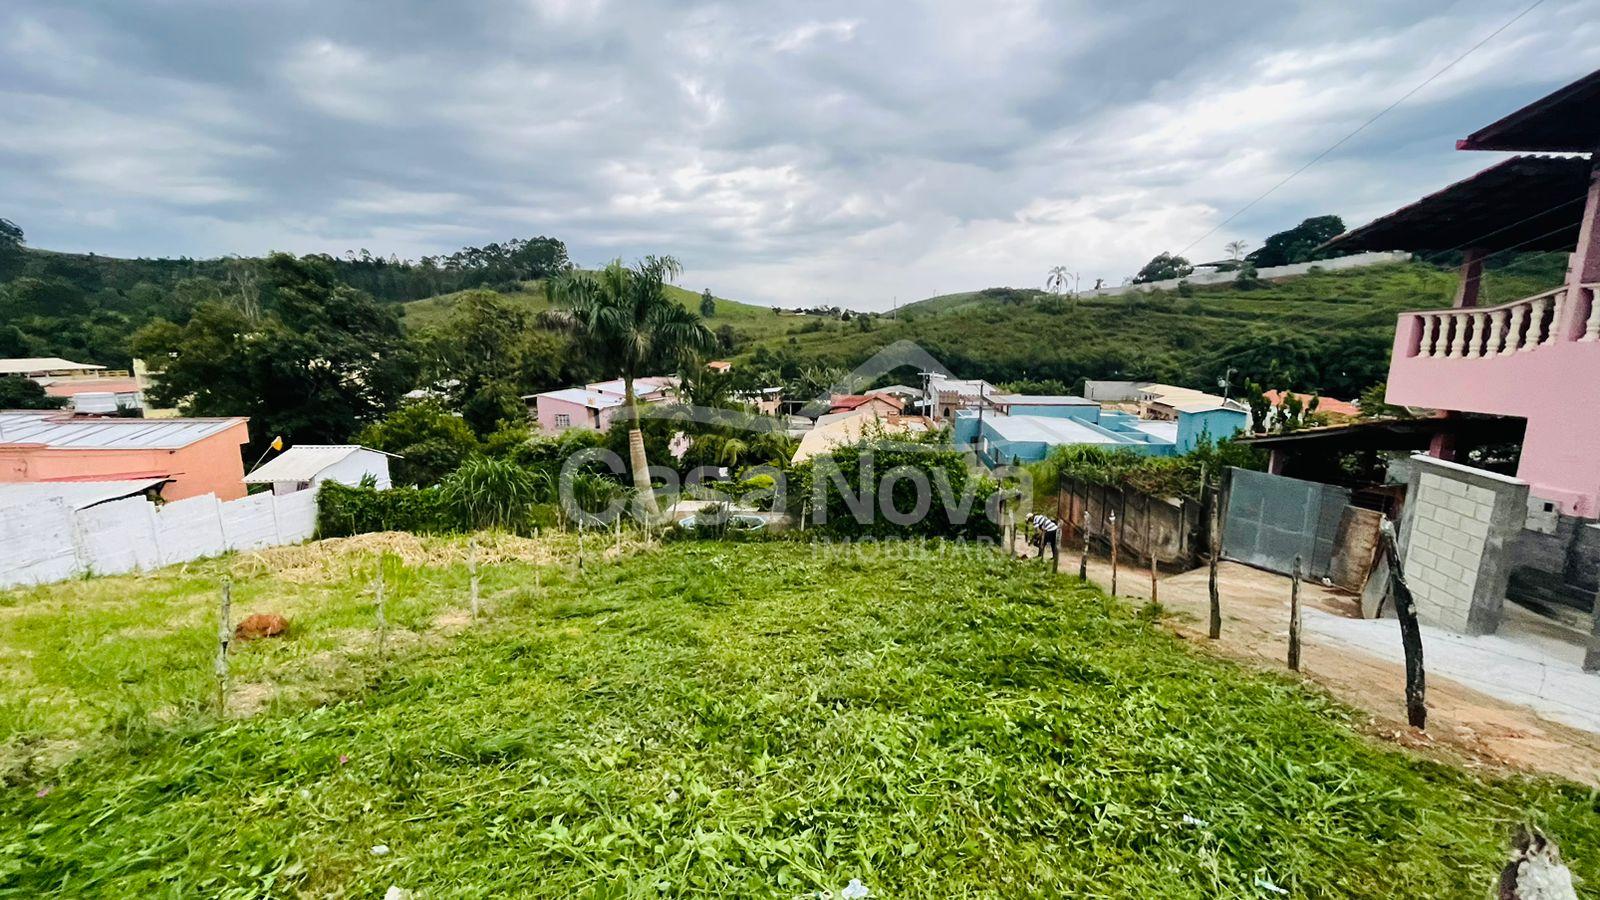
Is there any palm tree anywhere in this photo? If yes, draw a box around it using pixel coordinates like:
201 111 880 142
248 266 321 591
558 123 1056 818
1045 265 1070 294
549 256 713 517
1225 240 1249 262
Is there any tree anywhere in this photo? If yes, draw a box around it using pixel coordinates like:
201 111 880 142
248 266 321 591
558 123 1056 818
0 217 22 274
700 288 717 318
415 289 559 435
1224 240 1249 261
0 376 66 409
356 400 481 486
549 256 713 516
131 253 415 454
1247 216 1344 268
1131 252 1193 284
1045 266 1072 294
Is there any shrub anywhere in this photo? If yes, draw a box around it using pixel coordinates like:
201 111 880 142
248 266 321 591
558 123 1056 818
789 436 999 540
441 456 545 530
355 400 480 487
316 481 454 537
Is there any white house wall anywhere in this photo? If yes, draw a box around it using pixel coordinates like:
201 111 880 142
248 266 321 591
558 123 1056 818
314 449 392 491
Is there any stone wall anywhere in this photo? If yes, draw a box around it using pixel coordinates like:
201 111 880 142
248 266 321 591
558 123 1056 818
1398 456 1529 635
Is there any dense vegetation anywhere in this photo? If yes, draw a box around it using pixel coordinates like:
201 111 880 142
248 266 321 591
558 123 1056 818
741 255 1569 401
0 221 568 369
2 538 1595 896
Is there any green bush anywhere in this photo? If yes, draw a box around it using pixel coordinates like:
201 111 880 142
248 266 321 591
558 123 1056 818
789 436 999 540
316 481 455 537
354 400 480 487
441 456 547 530
1029 438 1266 505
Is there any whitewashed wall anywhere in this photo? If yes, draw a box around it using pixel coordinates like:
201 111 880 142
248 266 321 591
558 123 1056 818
1082 251 1412 297
0 490 319 590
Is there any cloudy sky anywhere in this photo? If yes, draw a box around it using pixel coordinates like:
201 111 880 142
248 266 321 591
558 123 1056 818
2 1 1597 310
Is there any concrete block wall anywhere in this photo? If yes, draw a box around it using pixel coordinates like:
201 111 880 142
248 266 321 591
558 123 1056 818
1399 456 1529 635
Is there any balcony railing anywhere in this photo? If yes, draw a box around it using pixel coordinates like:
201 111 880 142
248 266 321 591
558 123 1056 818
1405 283 1600 359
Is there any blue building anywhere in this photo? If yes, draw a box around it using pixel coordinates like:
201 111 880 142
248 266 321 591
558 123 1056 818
953 395 1248 467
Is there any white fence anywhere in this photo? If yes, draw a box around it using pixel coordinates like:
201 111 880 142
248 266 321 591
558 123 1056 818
0 491 317 590
1083 251 1412 297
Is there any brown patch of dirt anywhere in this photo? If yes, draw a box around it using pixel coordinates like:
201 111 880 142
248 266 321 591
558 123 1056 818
1056 549 1600 786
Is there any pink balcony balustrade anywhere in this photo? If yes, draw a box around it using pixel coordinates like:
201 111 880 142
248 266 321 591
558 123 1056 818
1388 282 1600 516
1318 67 1600 517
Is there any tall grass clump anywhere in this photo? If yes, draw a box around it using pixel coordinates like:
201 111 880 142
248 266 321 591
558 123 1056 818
441 456 546 530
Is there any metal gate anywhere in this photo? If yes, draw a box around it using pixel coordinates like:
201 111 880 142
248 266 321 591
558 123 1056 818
1222 467 1350 578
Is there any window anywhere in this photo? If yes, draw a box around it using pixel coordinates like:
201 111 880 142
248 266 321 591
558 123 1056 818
554 413 571 428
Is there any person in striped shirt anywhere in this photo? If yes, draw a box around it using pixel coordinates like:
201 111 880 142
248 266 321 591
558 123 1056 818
1027 513 1060 559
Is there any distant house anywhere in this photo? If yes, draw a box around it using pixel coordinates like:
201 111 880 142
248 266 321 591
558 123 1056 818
866 384 922 402
928 375 1002 421
953 392 1248 466
243 445 396 495
0 357 107 378
527 375 679 435
1261 390 1360 424
738 386 783 417
39 376 145 415
707 360 733 374
792 409 929 464
827 394 903 417
0 410 250 500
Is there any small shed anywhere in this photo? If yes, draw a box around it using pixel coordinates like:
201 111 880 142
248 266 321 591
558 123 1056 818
243 445 397 495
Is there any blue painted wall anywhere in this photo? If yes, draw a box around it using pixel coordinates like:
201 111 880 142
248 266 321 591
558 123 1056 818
1174 408 1248 453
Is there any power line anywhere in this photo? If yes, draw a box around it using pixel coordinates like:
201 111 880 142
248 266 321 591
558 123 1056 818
1178 0 1550 259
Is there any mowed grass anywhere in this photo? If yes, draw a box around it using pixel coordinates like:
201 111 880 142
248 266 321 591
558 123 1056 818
1 538 1597 897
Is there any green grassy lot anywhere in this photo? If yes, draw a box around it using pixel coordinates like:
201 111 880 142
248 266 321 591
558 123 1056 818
1 537 1596 897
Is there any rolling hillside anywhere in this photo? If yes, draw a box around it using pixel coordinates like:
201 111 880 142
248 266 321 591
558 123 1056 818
738 258 1569 399
403 279 815 344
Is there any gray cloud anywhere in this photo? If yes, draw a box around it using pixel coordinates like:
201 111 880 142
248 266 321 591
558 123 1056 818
2 0 1597 309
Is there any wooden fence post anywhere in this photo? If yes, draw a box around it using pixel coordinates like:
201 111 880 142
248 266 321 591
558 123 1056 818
1379 519 1427 729
215 578 232 715
468 535 481 623
1079 509 1090 581
1108 511 1119 595
1207 478 1222 640
1288 555 1303 671
1146 499 1158 606
374 565 388 659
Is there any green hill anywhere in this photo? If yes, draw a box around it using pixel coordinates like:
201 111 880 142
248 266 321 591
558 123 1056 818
741 258 1568 399
404 279 813 346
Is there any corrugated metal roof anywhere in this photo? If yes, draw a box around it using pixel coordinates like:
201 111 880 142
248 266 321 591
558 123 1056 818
0 477 171 510
537 388 626 409
243 445 394 483
0 357 106 375
0 411 246 449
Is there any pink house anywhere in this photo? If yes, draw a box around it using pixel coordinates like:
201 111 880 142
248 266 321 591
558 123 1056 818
527 376 678 435
1325 69 1600 516
0 411 251 500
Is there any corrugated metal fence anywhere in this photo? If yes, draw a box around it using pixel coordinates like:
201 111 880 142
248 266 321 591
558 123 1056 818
1222 467 1350 579
0 491 316 589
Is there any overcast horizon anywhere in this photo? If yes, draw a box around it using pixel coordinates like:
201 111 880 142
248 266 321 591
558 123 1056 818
2 0 1597 311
